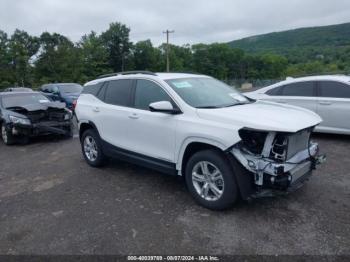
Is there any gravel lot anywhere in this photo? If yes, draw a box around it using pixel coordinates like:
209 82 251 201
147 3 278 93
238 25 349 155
0 130 349 255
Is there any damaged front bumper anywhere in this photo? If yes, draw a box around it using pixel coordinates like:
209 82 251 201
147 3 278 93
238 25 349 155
230 129 326 199
9 120 72 137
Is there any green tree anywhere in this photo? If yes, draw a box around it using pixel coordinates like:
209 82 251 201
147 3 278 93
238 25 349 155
8 29 39 87
0 30 11 88
133 40 160 71
79 31 110 82
101 22 132 72
35 32 83 85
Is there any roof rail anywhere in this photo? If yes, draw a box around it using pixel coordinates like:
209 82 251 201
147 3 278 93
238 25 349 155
120 71 157 76
97 71 157 79
97 73 119 79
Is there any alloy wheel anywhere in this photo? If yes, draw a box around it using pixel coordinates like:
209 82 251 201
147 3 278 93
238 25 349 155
192 161 224 201
83 135 98 161
1 125 8 144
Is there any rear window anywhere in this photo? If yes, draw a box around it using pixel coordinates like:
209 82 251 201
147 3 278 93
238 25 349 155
58 84 83 94
318 81 350 98
266 86 283 96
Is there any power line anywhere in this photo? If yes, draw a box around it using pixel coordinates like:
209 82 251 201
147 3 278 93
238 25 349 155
163 30 175 72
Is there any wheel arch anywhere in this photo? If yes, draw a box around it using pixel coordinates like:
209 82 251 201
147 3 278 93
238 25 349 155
177 138 228 176
79 120 100 140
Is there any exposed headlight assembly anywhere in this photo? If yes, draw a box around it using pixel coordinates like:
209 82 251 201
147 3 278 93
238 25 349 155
9 115 31 125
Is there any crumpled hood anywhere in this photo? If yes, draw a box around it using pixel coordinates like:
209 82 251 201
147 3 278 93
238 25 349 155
7 101 66 112
196 100 322 133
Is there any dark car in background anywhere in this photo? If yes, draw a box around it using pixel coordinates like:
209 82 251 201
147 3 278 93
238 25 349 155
39 83 83 109
0 92 73 145
3 87 33 92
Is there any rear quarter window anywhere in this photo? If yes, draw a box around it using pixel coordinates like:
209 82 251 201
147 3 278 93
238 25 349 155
82 82 104 96
266 86 283 96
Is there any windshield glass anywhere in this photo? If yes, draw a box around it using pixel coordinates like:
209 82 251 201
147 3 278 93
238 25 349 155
2 93 50 108
58 84 83 94
165 77 249 108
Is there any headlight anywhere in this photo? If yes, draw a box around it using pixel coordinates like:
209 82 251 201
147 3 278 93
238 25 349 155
9 115 31 125
238 129 268 155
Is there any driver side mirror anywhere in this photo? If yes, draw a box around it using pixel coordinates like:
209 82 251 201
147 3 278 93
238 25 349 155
149 101 181 114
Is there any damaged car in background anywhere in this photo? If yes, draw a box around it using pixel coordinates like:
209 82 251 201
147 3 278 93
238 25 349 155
0 92 73 145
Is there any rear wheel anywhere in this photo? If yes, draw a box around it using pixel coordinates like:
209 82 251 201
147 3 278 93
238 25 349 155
185 150 239 210
81 129 106 167
1 123 15 145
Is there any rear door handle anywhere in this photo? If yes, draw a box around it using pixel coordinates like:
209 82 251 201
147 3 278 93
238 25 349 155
128 113 139 119
319 101 332 105
92 106 100 112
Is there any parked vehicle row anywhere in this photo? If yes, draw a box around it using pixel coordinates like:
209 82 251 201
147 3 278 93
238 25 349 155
75 71 325 210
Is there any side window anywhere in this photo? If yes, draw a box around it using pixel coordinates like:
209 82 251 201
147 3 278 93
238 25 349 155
83 82 103 96
266 86 283 96
104 80 133 106
281 82 315 97
134 80 172 110
318 81 350 98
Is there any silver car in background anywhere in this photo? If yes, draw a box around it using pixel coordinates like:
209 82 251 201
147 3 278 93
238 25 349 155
245 75 350 135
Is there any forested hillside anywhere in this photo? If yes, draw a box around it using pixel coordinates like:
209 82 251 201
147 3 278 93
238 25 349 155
228 22 350 76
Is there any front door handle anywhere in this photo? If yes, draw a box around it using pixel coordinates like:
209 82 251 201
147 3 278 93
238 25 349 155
319 101 332 105
128 113 139 119
92 106 100 112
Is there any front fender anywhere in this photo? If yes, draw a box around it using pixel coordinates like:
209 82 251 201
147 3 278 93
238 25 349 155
175 136 239 172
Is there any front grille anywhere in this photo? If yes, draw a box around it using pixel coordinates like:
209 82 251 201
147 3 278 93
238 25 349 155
26 110 66 123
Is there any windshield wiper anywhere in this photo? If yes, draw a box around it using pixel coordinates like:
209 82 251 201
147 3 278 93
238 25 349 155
196 106 221 109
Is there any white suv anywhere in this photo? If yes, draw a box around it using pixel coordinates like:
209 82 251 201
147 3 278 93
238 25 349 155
75 71 325 210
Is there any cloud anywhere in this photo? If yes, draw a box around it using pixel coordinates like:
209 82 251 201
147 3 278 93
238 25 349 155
1 0 349 46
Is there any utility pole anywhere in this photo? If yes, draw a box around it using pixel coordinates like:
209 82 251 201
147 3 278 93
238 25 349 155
163 30 175 72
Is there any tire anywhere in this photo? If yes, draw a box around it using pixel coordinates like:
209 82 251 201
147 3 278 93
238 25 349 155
81 128 106 167
1 123 15 145
185 149 239 210
65 123 74 138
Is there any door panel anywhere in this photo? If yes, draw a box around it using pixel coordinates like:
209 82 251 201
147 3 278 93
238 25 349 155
124 108 177 162
93 79 133 149
316 81 350 131
125 79 178 162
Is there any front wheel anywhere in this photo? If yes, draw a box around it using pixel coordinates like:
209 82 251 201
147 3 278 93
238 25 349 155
81 129 106 167
185 150 239 210
1 123 15 145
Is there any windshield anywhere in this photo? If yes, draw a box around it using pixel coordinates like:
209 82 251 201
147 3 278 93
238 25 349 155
165 77 249 108
2 93 50 109
58 84 83 94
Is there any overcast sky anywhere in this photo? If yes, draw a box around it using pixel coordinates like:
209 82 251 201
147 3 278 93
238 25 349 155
1 0 350 45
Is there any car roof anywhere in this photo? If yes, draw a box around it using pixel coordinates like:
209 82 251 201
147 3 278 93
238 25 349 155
85 72 210 86
255 75 350 93
0 91 41 96
41 83 82 88
284 75 350 83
